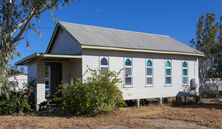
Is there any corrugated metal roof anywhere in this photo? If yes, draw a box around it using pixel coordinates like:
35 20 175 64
58 21 202 55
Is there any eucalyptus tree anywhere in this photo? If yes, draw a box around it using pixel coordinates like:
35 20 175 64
191 13 222 79
0 0 72 94
215 16 222 77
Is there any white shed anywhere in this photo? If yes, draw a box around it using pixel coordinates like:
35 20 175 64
16 22 204 108
8 73 27 92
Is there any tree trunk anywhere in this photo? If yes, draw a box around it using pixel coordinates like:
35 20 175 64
0 56 9 95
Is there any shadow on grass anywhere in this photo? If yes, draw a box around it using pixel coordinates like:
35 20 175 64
35 108 119 118
172 99 222 109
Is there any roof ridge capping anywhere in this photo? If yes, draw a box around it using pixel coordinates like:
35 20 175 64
58 21 170 37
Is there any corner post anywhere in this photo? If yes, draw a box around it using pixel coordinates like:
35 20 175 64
36 62 46 111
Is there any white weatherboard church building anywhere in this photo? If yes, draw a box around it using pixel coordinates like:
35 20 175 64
16 22 203 108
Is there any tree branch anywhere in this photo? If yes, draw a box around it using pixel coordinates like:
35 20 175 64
6 0 14 29
38 1 58 14
12 10 36 44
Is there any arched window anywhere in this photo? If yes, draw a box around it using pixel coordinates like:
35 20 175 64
182 61 188 85
165 61 172 85
100 57 108 73
146 59 153 86
101 58 108 65
124 58 132 86
125 59 132 66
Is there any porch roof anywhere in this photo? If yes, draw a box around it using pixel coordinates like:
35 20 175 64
15 53 82 65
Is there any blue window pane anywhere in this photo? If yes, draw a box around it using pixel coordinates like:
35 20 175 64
166 77 171 84
183 77 188 84
183 69 188 75
125 68 132 75
147 60 152 66
125 77 132 85
101 58 108 65
166 69 171 75
147 77 152 85
125 59 132 66
147 68 152 75
101 67 108 73
183 62 187 68
166 61 171 67
45 88 50 92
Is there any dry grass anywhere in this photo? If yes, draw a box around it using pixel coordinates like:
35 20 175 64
0 99 222 129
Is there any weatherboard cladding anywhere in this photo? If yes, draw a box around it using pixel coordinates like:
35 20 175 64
82 50 199 99
27 63 37 82
58 21 202 55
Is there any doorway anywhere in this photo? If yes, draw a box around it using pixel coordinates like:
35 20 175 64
49 63 62 97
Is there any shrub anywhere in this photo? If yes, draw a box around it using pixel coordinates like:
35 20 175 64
0 81 36 115
24 80 36 110
0 91 33 115
54 69 125 115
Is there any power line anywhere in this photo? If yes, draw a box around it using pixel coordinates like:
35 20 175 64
35 26 55 29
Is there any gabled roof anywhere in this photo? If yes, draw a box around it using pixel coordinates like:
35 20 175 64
46 21 203 56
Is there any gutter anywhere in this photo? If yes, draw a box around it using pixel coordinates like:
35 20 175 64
82 45 204 57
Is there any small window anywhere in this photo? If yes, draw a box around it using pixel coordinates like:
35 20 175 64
124 58 132 87
146 59 153 86
182 61 188 85
165 61 172 85
100 57 109 73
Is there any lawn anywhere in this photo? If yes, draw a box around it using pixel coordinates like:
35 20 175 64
0 98 221 129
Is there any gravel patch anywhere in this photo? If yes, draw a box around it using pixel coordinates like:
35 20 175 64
135 118 211 129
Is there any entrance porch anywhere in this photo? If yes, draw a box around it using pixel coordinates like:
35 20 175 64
15 53 82 110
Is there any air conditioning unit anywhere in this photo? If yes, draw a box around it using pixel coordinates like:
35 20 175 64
191 78 196 90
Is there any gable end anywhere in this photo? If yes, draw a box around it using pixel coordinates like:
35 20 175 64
46 24 82 55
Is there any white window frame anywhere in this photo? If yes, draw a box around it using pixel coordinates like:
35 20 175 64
165 60 172 86
124 58 133 87
182 61 188 85
100 57 109 73
146 59 153 87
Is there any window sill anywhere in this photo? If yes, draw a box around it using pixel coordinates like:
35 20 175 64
164 85 172 87
124 85 133 88
145 85 154 87
182 84 189 86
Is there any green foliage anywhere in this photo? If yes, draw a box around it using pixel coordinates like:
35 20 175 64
54 69 125 115
191 13 222 79
0 92 32 115
0 80 36 115
0 90 32 115
24 80 36 110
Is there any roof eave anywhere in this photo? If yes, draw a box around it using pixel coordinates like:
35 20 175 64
82 45 204 57
15 53 82 66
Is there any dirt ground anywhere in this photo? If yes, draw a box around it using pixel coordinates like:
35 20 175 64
0 98 222 129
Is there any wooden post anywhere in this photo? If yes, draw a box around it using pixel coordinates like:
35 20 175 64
159 97 163 106
36 104 40 112
195 95 200 104
176 96 182 105
136 99 140 107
